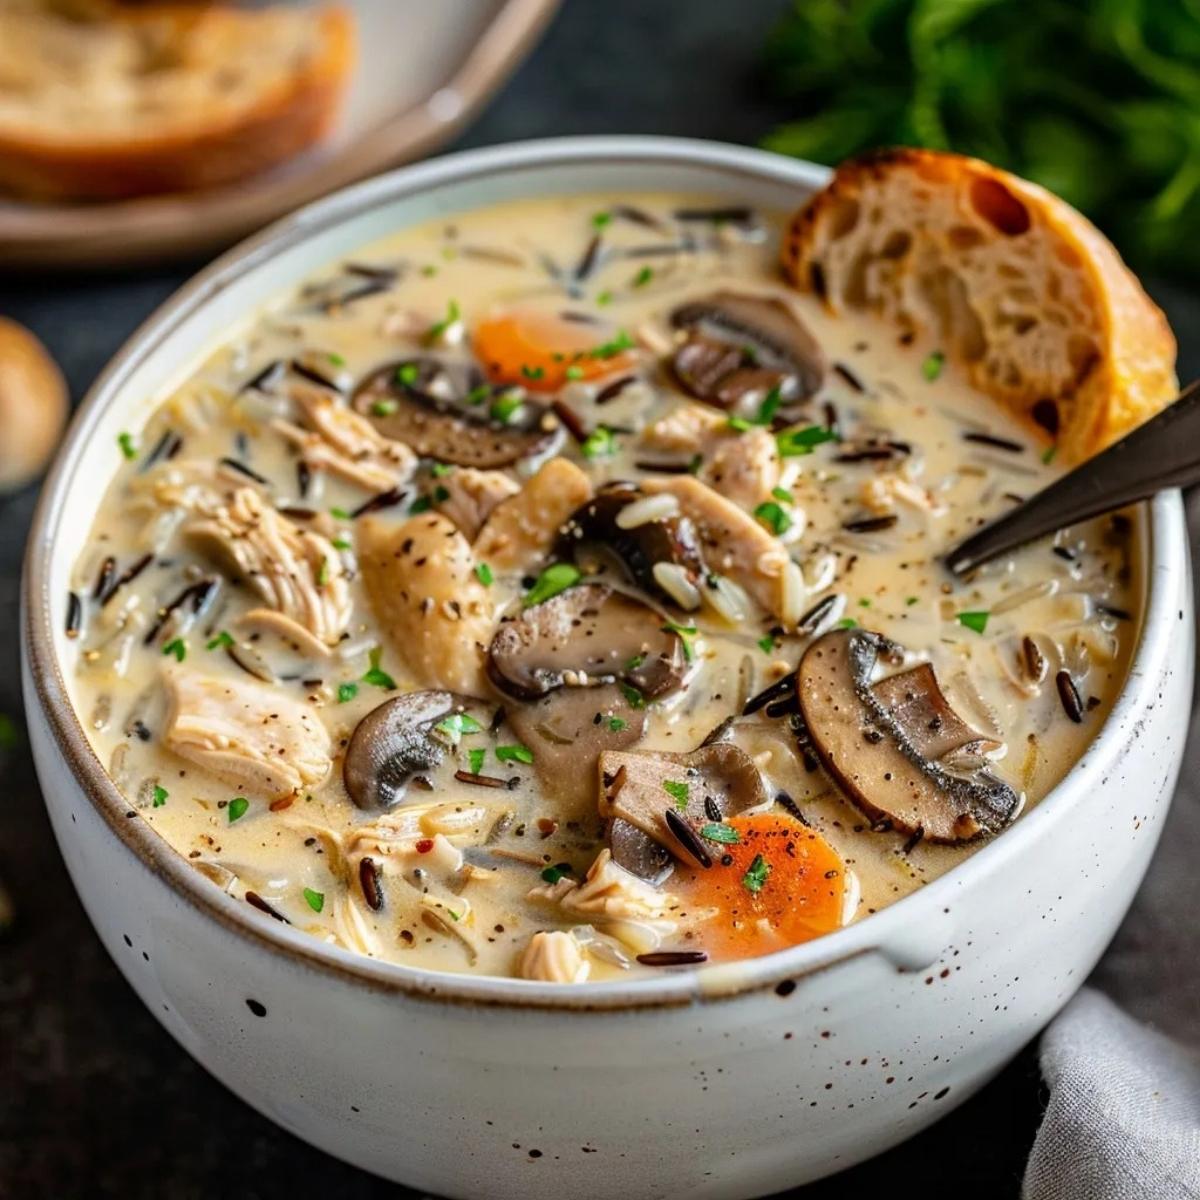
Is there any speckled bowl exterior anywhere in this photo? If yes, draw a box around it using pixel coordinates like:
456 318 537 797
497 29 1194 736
21 138 1195 1199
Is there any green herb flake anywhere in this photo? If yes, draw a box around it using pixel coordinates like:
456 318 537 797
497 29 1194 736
1042 445 1058 465
362 647 397 690
596 290 613 307
905 596 919 607
742 852 771 893
776 425 839 457
316 557 331 586
726 415 754 433
430 461 453 477
337 682 358 704
589 329 634 359
771 486 793 503
408 495 432 515
427 298 461 340
152 785 168 808
490 390 525 425
758 634 776 653
662 622 698 663
371 398 399 417
836 617 858 629
607 716 627 733
632 265 654 288
858 597 871 608
434 713 484 743
592 211 612 230
162 638 187 663
663 779 690 810
432 485 450 504
956 610 990 635
523 562 581 607
521 364 546 381
117 432 138 460
332 536 352 551
475 561 494 586
700 822 740 845
206 631 235 651
565 364 585 380
327 353 346 368
466 384 490 406
753 501 792 536
330 506 352 520
468 747 487 775
227 796 249 824
541 865 566 884
581 425 617 460
921 350 945 382
495 744 534 765
621 683 646 710
758 386 783 424
687 453 704 475
303 887 325 913
420 264 438 278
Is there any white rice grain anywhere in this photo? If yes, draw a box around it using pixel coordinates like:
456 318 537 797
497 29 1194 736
616 493 680 529
652 562 702 610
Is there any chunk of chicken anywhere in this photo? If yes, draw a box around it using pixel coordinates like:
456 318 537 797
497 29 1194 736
640 475 790 618
642 403 781 509
561 849 679 924
473 457 593 574
358 512 493 696
519 930 590 983
183 486 351 645
274 383 416 493
163 668 331 800
434 467 519 540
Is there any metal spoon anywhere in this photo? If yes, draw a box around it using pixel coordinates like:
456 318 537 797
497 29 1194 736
945 380 1200 576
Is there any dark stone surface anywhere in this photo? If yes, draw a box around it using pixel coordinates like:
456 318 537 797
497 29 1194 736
0 4 1195 1198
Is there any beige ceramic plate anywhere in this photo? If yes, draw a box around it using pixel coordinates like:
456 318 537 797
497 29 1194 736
0 0 558 269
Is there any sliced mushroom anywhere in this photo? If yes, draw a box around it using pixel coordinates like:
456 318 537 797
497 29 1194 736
352 357 556 468
344 691 491 811
597 742 769 865
609 818 674 885
669 291 826 416
487 583 687 701
796 629 1019 842
555 483 706 608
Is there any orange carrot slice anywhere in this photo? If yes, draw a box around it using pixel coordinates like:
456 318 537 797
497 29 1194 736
672 812 846 962
472 311 636 393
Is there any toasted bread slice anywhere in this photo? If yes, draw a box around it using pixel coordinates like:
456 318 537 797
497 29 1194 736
782 148 1177 461
0 2 355 201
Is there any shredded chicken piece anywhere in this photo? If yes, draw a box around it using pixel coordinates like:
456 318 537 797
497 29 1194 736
274 383 416 493
642 404 781 509
859 471 944 516
640 475 789 617
561 849 679 924
163 667 331 800
519 930 590 983
183 486 351 645
473 457 593 574
358 512 493 695
435 467 519 540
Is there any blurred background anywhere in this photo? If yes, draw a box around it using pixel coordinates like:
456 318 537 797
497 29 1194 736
2 1 1198 1196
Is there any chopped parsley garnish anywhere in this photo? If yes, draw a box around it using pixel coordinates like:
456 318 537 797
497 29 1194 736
700 822 740 845
432 485 450 503
581 425 617 459
758 386 783 424
332 536 352 551
742 853 771 893
777 425 838 457
541 865 567 884
758 634 776 653
475 561 494 586
495 744 534 765
921 350 945 381
589 329 634 359
434 712 484 743
162 638 187 662
663 779 690 810
430 461 453 477
490 390 525 425
956 610 990 635
626 653 646 670
620 683 646 709
427 298 461 340
905 596 919 607
395 362 420 386
327 353 346 368
337 682 358 704
371 398 399 417
206 631 235 651
753 501 792 536
836 617 858 629
521 364 545 381
330 506 352 520
596 290 613 307
727 416 755 433
316 557 331 586
117 432 138 460
687 453 704 474
592 211 612 229
565 364 585 380
152 785 168 808
771 486 793 502
468 747 487 775
466 384 490 406
227 796 249 824
1042 445 1057 464
523 562 581 607
362 647 396 690
632 265 654 288
408 495 432 514
662 622 698 663
303 887 325 913
607 716 627 733
420 264 438 277
859 597 872 608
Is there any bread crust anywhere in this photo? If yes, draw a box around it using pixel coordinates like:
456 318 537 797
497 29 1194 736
782 147 1177 461
0 4 355 201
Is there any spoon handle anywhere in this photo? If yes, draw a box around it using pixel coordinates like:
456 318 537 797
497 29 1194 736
945 379 1200 576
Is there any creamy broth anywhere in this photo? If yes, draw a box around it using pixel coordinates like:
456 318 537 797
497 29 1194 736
66 193 1139 981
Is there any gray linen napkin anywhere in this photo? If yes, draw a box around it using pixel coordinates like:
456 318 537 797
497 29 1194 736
1023 485 1200 1199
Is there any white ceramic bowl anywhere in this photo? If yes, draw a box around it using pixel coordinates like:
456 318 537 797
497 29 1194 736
21 137 1195 1199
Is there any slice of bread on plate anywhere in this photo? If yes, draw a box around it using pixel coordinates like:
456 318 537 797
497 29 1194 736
0 1 355 201
781 147 1177 462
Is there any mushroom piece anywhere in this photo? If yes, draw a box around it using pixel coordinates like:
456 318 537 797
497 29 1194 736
343 690 492 811
796 628 1019 842
597 742 770 865
609 818 674 886
352 357 557 468
487 583 687 701
668 290 827 417
555 483 706 609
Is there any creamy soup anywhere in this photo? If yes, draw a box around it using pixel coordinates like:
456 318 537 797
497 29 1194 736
65 193 1139 982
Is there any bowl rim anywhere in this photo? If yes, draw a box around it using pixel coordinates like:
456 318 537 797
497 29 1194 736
22 134 1190 1011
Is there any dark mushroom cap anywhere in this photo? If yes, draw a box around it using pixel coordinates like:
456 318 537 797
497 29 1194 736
555 483 705 606
796 628 1019 843
487 582 687 701
610 817 674 885
668 290 827 415
343 690 490 811
352 356 557 468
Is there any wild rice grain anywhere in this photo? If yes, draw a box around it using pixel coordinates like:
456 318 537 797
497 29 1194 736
359 856 384 911
1056 670 1084 723
636 950 709 966
664 808 712 869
